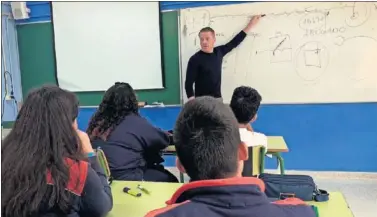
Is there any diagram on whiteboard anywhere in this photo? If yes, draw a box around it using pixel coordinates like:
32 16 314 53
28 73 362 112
269 34 292 63
295 41 329 81
345 2 372 27
179 2 377 103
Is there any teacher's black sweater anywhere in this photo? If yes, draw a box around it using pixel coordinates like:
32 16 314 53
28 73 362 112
185 30 247 98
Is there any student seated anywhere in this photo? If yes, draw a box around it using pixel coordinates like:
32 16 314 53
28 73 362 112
230 86 267 150
146 96 316 217
86 82 178 183
1 85 112 217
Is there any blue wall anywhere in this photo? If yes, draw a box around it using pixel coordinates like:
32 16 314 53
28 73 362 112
1 2 22 122
14 1 377 172
77 103 377 172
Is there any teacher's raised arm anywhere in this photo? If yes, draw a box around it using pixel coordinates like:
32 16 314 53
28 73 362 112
185 15 263 102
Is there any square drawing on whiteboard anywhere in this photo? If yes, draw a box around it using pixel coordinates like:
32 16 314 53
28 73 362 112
304 49 321 68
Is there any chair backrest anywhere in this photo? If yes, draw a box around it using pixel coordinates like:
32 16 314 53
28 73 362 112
242 145 263 177
96 148 111 178
91 139 111 178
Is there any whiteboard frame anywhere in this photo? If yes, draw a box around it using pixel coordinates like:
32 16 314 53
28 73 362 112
177 10 184 105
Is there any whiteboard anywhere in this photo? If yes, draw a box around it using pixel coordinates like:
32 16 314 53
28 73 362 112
52 2 163 92
179 2 377 103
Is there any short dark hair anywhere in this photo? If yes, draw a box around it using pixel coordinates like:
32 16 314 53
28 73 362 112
230 86 262 124
173 96 241 181
199 27 215 36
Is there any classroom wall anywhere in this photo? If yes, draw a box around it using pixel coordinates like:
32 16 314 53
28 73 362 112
1 2 22 122
12 2 377 172
17 2 181 107
15 1 246 107
77 104 377 172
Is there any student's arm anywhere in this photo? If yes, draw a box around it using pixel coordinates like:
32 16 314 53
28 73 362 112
78 156 113 217
218 15 262 55
146 126 171 151
246 124 254 132
142 125 171 165
185 56 199 99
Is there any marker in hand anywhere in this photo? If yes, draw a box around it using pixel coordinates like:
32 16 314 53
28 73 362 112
123 187 142 197
261 14 266 17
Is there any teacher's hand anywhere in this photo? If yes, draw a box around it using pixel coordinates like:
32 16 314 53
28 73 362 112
249 15 262 27
244 15 262 32
188 96 195 101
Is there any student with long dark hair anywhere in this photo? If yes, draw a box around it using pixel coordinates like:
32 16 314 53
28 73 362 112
1 85 112 217
87 82 178 182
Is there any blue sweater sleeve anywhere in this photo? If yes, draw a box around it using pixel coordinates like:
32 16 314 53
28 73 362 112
78 156 113 217
217 31 247 56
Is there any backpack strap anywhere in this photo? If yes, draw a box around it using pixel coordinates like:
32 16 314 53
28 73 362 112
313 188 329 202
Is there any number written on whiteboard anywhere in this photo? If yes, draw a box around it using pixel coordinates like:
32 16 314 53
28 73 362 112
299 13 327 30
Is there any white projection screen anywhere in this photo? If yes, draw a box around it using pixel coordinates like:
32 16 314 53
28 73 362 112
51 2 164 92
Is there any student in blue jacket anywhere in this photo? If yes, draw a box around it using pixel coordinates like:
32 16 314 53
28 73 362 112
87 82 178 182
1 85 112 217
146 96 316 217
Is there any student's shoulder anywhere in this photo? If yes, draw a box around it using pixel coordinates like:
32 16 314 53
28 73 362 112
239 129 253 140
270 198 317 217
46 159 89 196
240 130 267 147
121 114 147 125
145 201 195 217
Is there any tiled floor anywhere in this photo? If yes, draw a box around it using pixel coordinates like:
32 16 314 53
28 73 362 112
167 168 377 217
315 178 377 217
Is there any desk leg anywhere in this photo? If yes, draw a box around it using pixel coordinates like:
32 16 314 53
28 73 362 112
272 153 285 174
179 172 184 183
260 148 266 174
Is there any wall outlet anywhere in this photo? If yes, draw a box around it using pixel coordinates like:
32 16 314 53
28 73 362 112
5 95 12 100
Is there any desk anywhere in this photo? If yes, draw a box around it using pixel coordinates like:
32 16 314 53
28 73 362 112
107 181 181 217
265 136 289 153
107 181 353 217
164 136 288 154
263 136 288 174
164 136 289 178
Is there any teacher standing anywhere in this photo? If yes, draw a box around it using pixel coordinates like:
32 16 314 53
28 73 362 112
185 15 262 101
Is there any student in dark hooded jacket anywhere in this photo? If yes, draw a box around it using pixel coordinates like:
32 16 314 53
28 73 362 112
87 82 178 183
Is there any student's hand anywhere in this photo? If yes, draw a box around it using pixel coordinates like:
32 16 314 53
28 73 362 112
246 124 254 132
76 130 94 154
188 96 195 101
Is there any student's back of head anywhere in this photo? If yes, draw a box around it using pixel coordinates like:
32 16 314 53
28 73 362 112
230 86 262 124
1 85 83 217
146 96 316 217
174 96 246 181
87 82 139 141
